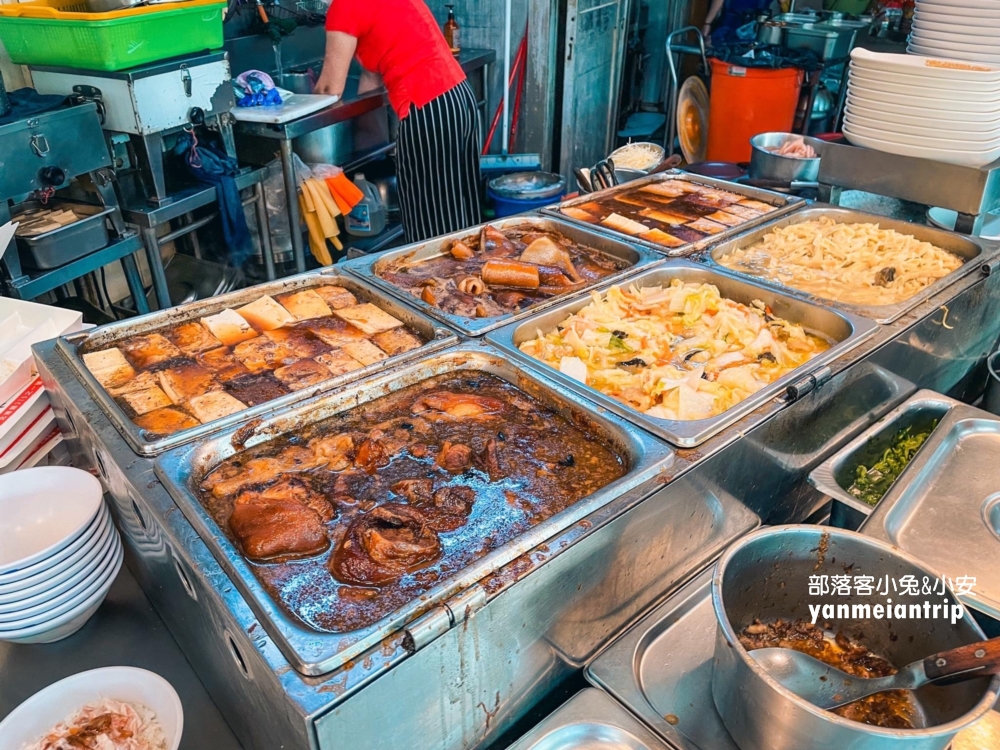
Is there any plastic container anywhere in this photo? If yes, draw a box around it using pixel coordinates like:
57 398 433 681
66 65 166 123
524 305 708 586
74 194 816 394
487 171 566 218
345 174 387 237
706 59 803 164
488 188 566 218
0 0 225 72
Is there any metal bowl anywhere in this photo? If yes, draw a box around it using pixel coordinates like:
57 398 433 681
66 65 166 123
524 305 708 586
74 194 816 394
608 142 665 174
749 132 824 183
711 526 1000 750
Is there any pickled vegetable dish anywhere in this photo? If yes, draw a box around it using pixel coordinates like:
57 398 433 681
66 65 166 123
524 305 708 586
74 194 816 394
849 423 937 507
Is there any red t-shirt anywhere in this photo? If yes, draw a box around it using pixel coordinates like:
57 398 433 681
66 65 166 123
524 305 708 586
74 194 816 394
325 0 466 119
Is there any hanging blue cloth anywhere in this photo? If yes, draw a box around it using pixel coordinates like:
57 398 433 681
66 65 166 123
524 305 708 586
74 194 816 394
173 132 253 267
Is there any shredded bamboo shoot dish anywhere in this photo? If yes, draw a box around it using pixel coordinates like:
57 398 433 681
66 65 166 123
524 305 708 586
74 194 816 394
518 280 831 421
717 217 963 306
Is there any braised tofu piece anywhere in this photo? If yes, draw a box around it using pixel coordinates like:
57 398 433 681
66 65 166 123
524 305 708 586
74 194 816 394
187 390 247 423
705 210 744 227
276 289 332 320
134 407 201 435
314 349 364 376
639 229 685 248
333 303 404 335
687 217 726 235
263 327 330 359
157 360 222 403
224 372 290 406
201 309 257 346
314 285 358 310
196 346 250 382
302 316 367 347
274 359 334 391
342 339 388 366
121 386 173 415
165 321 222 355
372 328 423 356
232 336 298 372
107 370 159 397
118 333 181 370
237 295 296 332
82 348 136 389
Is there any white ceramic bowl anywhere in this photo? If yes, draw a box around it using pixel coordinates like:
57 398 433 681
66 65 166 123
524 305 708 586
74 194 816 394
851 46 1000 80
0 467 103 575
0 521 115 611
0 502 109 586
917 0 1000 16
843 110 1000 142
843 124 1000 168
912 19 1000 40
846 91 1000 122
0 539 121 636
0 512 112 602
847 82 1000 113
915 8 1000 24
843 120 1000 150
848 72 1000 101
849 65 1000 92
0 666 183 750
909 31 1000 53
909 42 1000 65
0 531 119 619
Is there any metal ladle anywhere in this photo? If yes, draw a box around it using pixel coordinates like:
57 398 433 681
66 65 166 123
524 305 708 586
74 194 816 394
752 637 1000 710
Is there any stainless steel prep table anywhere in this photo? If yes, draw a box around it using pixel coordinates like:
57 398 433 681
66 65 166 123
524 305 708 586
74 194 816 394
30 208 1000 750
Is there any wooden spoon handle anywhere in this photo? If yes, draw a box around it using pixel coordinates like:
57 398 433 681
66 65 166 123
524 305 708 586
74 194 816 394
923 637 1000 682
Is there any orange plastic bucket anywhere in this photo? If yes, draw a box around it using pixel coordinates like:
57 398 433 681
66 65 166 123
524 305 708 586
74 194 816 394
706 59 803 163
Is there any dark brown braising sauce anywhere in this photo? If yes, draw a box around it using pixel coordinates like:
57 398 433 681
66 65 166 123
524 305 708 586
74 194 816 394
199 373 627 633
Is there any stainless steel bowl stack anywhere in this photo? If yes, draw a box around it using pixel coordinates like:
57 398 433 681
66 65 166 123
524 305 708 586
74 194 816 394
711 526 1000 750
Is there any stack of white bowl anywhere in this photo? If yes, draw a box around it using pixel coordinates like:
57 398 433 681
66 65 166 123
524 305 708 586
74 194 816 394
844 47 1000 168
909 0 1000 65
0 467 122 644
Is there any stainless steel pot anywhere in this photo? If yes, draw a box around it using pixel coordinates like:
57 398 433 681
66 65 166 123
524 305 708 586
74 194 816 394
711 525 1000 750
749 132 824 183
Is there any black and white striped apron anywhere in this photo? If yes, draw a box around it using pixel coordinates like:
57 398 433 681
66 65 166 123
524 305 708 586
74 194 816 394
396 79 482 243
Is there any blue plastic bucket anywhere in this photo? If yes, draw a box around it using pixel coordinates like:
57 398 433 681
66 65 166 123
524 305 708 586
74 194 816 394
487 186 566 218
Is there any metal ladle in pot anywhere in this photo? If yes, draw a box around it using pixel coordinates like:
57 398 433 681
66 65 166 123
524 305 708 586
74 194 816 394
753 637 1000 711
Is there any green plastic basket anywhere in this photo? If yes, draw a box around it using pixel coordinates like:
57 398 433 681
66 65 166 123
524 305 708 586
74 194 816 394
0 0 226 72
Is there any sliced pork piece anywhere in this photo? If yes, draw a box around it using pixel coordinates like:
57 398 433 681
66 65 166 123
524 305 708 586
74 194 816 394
314 285 358 310
333 303 404 335
436 441 472 472
157 360 222 403
418 485 477 531
390 478 435 505
237 476 336 522
276 289 333 320
480 225 518 256
355 437 391 473
202 445 328 497
134 407 200 435
187 390 247 423
371 328 423 356
309 434 356 471
274 359 334 390
314 348 364 376
165 321 223 355
196 346 251 382
330 504 442 586
411 391 504 420
118 333 182 370
201 309 257 346
476 438 503 481
83 347 136 389
230 486 329 561
237 295 296 332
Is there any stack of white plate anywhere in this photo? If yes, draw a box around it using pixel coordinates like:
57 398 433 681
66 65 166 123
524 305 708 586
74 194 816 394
909 0 1000 64
844 47 1000 167
0 467 122 644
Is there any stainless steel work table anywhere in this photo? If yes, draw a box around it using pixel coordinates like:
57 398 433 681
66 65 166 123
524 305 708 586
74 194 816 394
0 566 244 750
234 49 496 274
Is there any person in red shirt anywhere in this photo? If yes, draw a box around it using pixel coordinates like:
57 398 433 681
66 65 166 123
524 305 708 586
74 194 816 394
315 0 482 242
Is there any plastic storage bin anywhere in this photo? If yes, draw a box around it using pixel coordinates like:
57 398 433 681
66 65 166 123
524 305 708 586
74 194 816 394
0 0 225 72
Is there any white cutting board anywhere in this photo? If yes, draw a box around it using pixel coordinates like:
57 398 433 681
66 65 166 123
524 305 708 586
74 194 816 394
231 93 341 124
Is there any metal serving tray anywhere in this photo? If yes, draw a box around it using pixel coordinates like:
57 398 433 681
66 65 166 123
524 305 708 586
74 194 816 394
153 343 674 676
587 567 736 750
809 389 960 530
544 170 805 258
508 689 673 750
56 269 458 457
860 403 1000 622
704 206 997 325
339 215 663 337
486 261 879 448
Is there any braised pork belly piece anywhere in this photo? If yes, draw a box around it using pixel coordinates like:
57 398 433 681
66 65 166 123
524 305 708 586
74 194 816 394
80 285 428 436
376 223 630 319
196 373 627 633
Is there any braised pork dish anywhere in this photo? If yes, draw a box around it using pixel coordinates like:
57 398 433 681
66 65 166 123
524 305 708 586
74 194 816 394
740 619 919 728
198 373 627 632
375 223 630 319
557 180 778 251
80 285 426 437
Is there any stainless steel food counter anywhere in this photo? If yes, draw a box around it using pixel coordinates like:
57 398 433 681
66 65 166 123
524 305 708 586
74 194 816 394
31 203 1000 750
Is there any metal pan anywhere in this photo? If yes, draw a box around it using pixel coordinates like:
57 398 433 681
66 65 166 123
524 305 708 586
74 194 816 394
860 403 1000 622
507 689 673 750
486 261 879 447
703 206 999 325
543 169 805 257
55 269 458 457
809 389 960 530
153 343 673 676
339 215 663 337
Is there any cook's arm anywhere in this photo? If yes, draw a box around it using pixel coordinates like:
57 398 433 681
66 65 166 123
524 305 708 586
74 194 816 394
358 68 383 94
702 0 725 35
314 31 357 97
